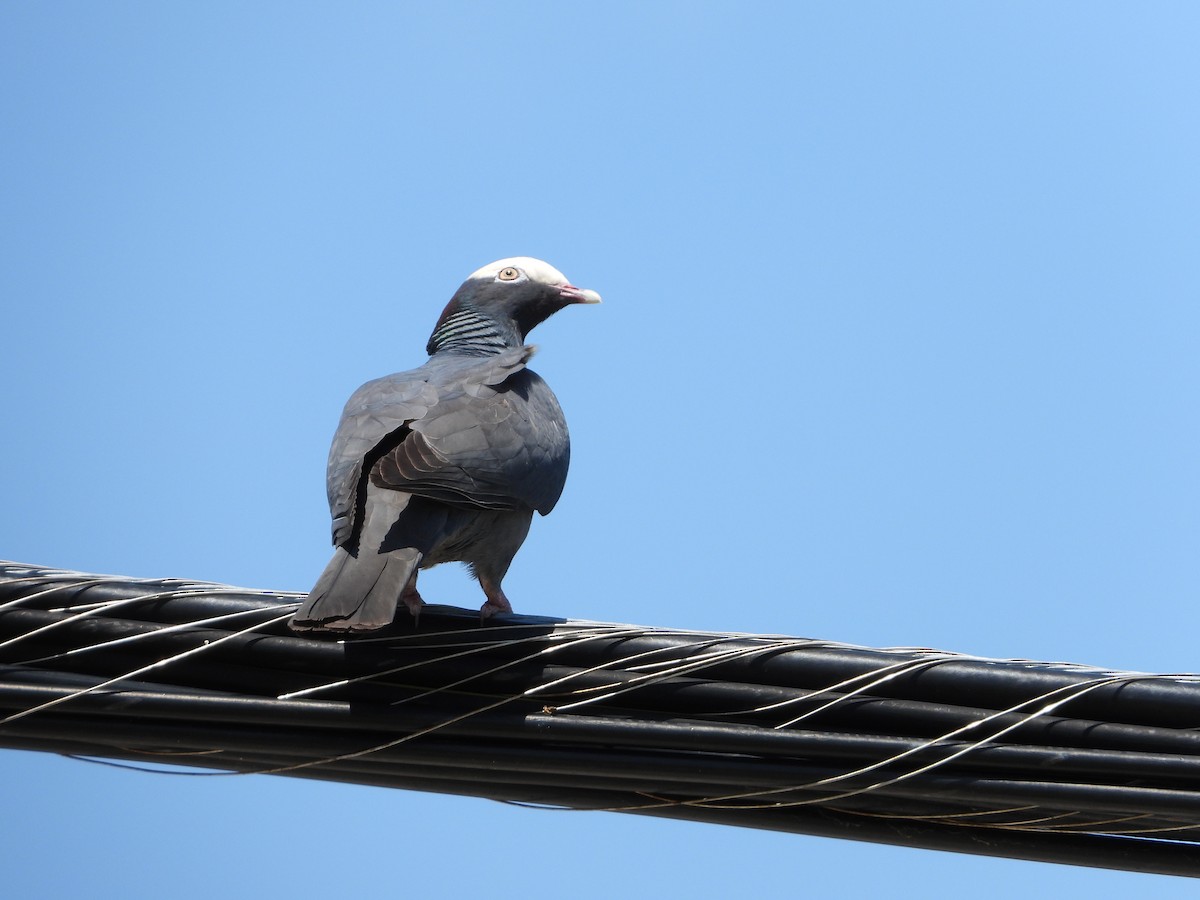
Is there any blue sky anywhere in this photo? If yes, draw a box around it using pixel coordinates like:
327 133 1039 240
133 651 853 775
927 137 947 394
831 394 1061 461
2 3 1198 897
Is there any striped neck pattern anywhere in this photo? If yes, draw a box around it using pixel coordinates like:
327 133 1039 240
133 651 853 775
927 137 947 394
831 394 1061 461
426 307 516 356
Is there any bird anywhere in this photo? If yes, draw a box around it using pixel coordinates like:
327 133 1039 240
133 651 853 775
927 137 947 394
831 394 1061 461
290 257 600 633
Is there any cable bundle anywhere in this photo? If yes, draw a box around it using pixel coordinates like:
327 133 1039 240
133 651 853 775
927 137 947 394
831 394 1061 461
1 561 1198 877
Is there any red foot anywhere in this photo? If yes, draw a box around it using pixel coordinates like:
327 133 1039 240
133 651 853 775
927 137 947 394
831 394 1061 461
400 584 425 622
479 596 513 623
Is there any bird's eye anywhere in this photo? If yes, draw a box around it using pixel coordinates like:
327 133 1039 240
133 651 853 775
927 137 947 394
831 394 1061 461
497 267 520 281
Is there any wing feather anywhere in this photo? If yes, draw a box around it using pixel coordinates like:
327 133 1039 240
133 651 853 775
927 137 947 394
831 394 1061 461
324 346 569 548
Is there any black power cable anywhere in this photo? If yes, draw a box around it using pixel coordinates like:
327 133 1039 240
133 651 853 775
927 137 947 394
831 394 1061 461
1 561 1198 877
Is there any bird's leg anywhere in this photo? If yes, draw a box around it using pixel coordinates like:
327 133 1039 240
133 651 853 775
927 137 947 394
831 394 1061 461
400 571 425 624
478 575 513 623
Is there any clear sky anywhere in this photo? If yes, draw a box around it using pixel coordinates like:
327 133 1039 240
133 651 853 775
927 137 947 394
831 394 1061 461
2 2 1198 897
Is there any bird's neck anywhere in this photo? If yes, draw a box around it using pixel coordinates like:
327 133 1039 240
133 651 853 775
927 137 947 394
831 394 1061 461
426 307 522 356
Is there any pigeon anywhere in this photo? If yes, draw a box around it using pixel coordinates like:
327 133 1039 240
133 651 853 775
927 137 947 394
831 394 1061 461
290 257 600 633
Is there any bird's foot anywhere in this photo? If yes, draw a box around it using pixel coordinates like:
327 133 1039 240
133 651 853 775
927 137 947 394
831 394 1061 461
478 576 513 625
400 586 426 625
479 596 513 624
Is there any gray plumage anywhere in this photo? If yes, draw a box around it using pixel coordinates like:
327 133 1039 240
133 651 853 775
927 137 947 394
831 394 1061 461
291 257 600 633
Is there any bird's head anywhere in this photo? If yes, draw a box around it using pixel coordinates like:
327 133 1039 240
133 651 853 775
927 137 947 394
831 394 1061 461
427 257 601 355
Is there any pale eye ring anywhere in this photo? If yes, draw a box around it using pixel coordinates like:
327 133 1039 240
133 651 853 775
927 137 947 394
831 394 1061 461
497 266 520 281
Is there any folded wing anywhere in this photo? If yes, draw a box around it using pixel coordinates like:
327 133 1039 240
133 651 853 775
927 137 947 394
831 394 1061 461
324 346 570 548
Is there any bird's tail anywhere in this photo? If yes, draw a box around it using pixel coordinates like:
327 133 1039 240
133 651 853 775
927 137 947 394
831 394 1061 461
290 492 421 633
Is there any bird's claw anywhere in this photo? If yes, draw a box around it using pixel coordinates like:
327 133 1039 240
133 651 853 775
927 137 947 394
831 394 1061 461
479 598 512 624
401 590 425 627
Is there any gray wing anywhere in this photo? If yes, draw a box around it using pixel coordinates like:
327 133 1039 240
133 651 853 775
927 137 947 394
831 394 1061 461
371 358 570 518
324 369 438 547
325 346 568 547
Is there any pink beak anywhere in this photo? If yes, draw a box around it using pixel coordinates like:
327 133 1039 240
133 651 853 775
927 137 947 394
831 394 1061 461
559 283 602 305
